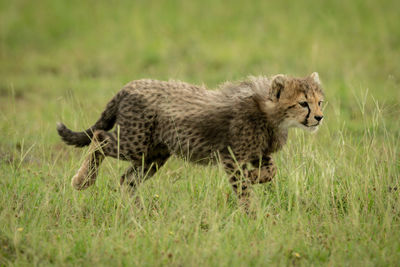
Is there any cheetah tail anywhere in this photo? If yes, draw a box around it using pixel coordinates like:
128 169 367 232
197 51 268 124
56 122 95 147
56 90 126 147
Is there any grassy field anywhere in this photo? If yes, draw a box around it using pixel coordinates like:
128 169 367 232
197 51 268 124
1 0 399 265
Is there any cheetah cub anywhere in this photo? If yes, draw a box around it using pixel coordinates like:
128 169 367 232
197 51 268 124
57 73 324 210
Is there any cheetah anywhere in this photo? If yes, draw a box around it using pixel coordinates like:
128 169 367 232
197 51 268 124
57 73 324 210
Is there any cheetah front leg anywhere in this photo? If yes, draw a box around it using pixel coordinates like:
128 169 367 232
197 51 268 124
223 160 253 213
249 156 276 184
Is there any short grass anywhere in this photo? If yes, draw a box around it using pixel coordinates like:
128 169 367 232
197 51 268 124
1 0 399 265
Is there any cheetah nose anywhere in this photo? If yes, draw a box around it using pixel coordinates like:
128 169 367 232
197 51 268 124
314 115 323 121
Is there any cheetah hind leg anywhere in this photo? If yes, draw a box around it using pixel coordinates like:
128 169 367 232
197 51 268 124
120 160 168 194
119 165 147 192
120 146 170 194
71 131 107 190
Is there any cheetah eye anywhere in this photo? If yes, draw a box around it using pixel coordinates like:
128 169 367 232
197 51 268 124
299 101 308 108
318 101 323 107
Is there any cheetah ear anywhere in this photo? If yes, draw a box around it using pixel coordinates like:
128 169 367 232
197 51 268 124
310 72 321 84
271 74 286 101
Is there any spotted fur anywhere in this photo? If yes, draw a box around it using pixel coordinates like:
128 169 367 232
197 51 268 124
57 73 324 211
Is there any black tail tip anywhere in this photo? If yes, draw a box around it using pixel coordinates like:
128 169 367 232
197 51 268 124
56 121 92 147
56 122 65 132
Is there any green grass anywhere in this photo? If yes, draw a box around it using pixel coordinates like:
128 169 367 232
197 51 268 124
1 0 399 265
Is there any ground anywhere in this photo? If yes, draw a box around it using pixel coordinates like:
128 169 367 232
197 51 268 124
0 0 399 265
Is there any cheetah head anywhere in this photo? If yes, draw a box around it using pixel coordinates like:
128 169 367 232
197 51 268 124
268 72 325 132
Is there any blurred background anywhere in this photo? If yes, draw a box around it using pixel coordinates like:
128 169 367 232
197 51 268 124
1 0 399 135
